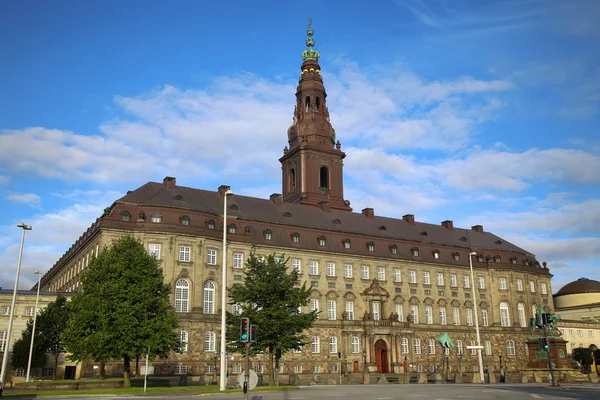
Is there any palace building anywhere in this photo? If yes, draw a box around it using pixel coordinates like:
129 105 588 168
38 23 554 382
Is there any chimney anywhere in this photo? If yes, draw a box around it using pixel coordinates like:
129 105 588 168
402 214 415 224
218 185 231 196
270 193 282 205
362 207 374 219
163 176 176 188
441 220 454 230
319 201 330 212
471 225 484 233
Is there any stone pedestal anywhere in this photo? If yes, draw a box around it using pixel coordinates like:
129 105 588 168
525 338 570 369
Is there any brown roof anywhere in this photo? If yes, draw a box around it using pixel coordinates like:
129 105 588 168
555 278 600 297
116 181 534 256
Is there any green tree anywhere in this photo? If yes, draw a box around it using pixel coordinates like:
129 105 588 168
572 347 594 367
227 253 318 386
63 235 181 388
11 319 47 372
37 295 69 379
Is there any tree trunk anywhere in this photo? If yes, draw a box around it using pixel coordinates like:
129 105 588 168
53 352 59 380
135 356 139 377
123 355 131 388
268 347 275 386
275 352 281 386
99 360 106 379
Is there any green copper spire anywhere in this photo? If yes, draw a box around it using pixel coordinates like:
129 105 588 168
301 16 320 62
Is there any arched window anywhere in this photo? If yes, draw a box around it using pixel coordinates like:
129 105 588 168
319 166 329 189
207 220 216 230
390 244 397 254
292 232 300 243
316 97 321 112
179 330 188 352
506 340 516 356
203 281 215 314
484 340 492 355
329 337 338 353
228 224 236 234
343 239 351 249
180 215 191 226
175 279 189 312
351 336 360 353
120 211 131 222
318 236 326 247
264 229 272 240
289 169 296 192
232 303 242 316
367 242 375 252
311 336 320 353
204 331 216 352
518 303 527 327
305 96 311 112
499 302 511 327
428 339 436 354
401 338 409 354
456 340 464 356
151 213 162 223
469 340 476 355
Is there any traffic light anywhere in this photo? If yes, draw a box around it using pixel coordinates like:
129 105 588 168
240 318 250 342
250 324 257 342
538 337 549 351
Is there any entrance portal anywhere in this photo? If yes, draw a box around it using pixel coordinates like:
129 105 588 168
353 360 359 373
374 339 389 373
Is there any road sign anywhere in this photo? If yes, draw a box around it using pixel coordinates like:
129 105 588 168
466 346 484 349
238 369 258 390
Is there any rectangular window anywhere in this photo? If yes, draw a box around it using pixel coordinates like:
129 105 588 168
541 283 547 295
393 269 401 282
0 331 7 352
425 305 433 324
499 278 507 290
345 301 354 320
378 267 385 281
149 243 161 259
344 264 353 278
230 252 243 268
482 310 489 327
232 365 242 374
396 304 404 322
453 308 460 325
372 301 380 321
409 270 417 283
327 300 336 320
410 305 419 324
466 309 473 326
436 273 444 286
439 307 447 325
361 266 369 280
463 276 470 288
516 279 523 291
450 274 457 287
206 249 218 265
327 263 336 277
478 277 485 289
294 365 302 373
25 306 35 316
41 368 54 377
423 272 430 285
292 259 301 273
530 281 535 293
179 246 191 262
310 299 320 318
310 261 319 275
413 339 421 355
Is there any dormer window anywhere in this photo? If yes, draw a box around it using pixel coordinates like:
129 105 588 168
292 232 300 243
228 224 237 234
494 256 501 263
207 220 216 230
120 211 131 222
180 216 191 226
412 247 419 257
378 225 386 231
343 239 351 249
390 244 397 255
318 236 326 247
151 213 162 223
433 250 440 259
453 253 460 262
367 242 375 252
264 229 272 241
477 254 484 262
510 257 517 264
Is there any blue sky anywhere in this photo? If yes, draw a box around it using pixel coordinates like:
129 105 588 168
1 0 598 292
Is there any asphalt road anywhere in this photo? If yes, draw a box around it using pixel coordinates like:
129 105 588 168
11 384 600 400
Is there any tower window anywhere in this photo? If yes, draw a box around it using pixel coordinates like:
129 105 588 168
305 96 311 112
289 168 296 193
316 97 321 112
319 167 329 189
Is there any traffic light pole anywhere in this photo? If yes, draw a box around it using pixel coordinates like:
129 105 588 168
244 342 250 400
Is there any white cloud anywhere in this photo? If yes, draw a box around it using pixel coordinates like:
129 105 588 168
0 175 9 184
7 192 41 207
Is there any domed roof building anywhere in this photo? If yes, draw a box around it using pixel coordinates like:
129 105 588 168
554 278 600 313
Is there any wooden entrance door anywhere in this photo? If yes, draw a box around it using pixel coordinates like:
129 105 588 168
353 360 359 373
374 339 389 373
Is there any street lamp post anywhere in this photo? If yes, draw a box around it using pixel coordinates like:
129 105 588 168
468 251 485 383
0 222 32 391
219 188 233 391
26 271 42 382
